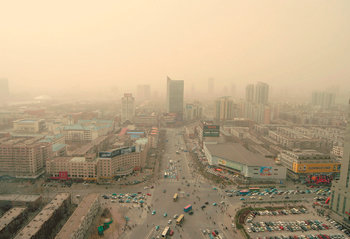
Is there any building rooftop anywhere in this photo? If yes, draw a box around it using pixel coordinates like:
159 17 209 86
49 156 97 164
14 119 42 124
205 143 275 166
14 193 70 239
55 194 99 239
52 143 66 152
0 194 41 203
0 136 45 146
135 137 148 145
63 124 86 131
39 134 64 143
119 127 128 136
70 157 86 163
0 207 26 232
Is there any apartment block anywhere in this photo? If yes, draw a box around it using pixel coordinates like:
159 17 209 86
55 194 99 239
0 207 27 238
14 193 71 239
0 136 52 178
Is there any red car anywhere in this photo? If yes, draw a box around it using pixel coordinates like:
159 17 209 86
212 231 217 237
147 193 151 196
169 230 174 236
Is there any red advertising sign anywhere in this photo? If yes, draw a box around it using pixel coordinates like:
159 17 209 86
59 171 68 180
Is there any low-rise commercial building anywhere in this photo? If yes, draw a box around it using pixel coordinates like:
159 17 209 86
278 149 340 180
204 142 286 182
14 193 71 239
46 157 98 181
97 146 140 178
55 194 99 239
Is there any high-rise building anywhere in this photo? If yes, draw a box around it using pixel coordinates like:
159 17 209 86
330 100 350 225
184 103 203 121
244 82 270 124
166 77 184 120
121 93 135 123
215 96 234 122
311 91 336 109
254 82 269 105
0 78 9 97
136 84 151 102
245 84 254 102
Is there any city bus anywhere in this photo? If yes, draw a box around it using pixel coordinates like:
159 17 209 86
161 226 170 237
176 214 184 225
173 193 178 202
184 204 192 212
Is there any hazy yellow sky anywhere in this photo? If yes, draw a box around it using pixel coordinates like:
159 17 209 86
1 0 349 95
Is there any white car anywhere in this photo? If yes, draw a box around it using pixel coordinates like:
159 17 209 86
173 214 178 219
168 219 172 224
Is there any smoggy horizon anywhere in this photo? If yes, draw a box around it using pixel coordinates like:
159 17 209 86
1 1 350 99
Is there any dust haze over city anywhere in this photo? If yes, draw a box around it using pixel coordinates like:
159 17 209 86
1 1 350 239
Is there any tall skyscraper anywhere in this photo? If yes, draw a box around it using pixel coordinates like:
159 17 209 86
254 82 269 105
121 93 135 123
244 82 270 124
215 96 234 122
245 84 255 102
166 77 184 120
330 99 350 224
0 78 9 97
136 84 151 102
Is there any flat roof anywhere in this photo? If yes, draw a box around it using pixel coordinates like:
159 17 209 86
0 136 45 146
52 143 66 152
14 193 70 239
0 207 26 232
70 157 86 163
55 194 99 239
205 143 275 167
0 194 41 203
48 157 96 164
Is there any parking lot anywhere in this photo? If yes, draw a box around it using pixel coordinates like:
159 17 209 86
244 206 349 239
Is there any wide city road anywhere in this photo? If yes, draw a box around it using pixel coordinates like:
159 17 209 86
122 128 238 239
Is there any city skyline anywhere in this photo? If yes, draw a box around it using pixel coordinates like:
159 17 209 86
1 1 350 96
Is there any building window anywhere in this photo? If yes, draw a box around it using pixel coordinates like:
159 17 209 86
342 196 347 214
336 194 341 212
